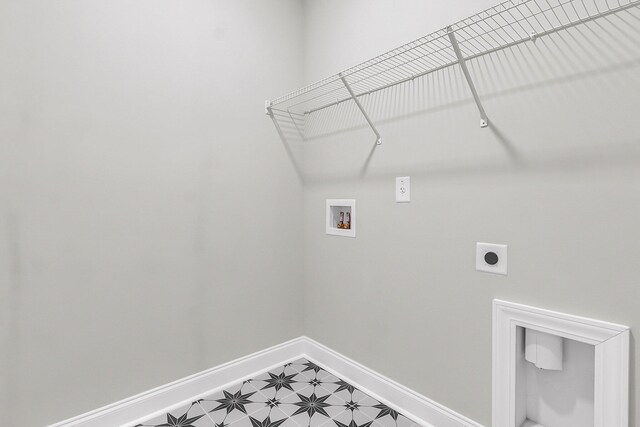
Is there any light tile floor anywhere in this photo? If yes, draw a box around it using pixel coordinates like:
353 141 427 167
133 358 420 427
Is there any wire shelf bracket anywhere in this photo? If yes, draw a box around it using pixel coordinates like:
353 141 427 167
340 73 383 145
447 26 489 128
266 0 640 143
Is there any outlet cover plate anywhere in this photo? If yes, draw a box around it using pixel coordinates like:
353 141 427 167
396 176 410 203
476 242 508 275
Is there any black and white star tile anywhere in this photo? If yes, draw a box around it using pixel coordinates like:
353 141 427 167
132 359 420 427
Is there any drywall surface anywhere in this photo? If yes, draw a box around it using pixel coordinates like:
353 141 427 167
301 0 640 425
0 1 305 425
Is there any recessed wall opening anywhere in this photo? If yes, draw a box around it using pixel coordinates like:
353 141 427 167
329 206 351 230
493 300 629 427
326 199 356 237
515 326 595 427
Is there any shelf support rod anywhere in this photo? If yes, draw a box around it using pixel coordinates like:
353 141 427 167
447 27 489 128
340 73 382 145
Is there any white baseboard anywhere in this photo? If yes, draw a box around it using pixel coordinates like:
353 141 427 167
49 336 484 427
48 337 307 427
301 337 484 427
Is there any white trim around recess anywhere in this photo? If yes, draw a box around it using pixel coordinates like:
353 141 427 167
48 337 484 427
492 299 630 427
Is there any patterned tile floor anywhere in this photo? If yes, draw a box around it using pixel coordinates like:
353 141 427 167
133 358 420 427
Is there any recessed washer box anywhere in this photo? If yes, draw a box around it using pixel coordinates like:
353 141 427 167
476 242 507 275
326 199 355 238
493 300 630 427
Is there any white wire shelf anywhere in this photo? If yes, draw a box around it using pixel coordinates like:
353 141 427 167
266 0 640 142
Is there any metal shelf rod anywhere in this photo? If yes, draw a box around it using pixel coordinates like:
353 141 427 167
340 74 382 145
447 26 489 128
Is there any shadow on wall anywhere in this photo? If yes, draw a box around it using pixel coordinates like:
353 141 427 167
1 213 22 418
269 110 306 184
269 9 640 186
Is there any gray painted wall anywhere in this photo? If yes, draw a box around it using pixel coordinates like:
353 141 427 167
2 1 640 426
0 1 305 426
301 0 640 426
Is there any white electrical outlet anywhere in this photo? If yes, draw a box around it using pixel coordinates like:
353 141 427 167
476 242 508 275
396 176 410 203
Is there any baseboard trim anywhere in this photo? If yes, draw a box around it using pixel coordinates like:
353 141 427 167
48 337 307 427
49 336 484 427
301 337 484 427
